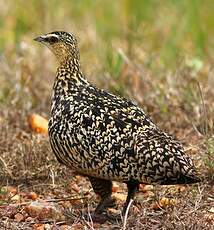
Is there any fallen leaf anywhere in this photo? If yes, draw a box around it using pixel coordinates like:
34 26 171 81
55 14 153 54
28 114 48 134
152 197 177 210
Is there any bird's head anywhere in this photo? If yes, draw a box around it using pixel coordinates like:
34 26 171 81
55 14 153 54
34 31 79 64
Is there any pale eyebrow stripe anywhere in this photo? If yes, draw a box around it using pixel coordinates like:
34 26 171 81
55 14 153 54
43 34 59 39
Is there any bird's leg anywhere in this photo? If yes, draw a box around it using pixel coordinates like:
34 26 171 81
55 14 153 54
104 180 140 222
122 180 139 216
88 176 116 223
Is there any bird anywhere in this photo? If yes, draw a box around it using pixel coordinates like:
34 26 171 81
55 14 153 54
34 31 200 222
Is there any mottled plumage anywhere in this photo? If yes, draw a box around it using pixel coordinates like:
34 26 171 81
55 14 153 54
34 31 200 221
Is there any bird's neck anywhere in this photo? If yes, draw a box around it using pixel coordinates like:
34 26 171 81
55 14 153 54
57 55 86 82
54 56 88 94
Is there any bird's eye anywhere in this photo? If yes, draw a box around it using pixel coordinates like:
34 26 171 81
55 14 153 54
48 36 59 43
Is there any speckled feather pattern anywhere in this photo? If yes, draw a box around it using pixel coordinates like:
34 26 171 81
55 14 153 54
48 58 199 185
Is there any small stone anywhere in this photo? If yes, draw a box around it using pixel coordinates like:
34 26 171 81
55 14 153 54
14 213 25 222
25 201 65 221
27 192 38 200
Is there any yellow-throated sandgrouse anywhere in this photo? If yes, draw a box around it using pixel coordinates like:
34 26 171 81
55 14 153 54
34 31 200 222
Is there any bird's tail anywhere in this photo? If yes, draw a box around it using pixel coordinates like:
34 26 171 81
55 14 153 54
160 169 201 185
179 170 201 184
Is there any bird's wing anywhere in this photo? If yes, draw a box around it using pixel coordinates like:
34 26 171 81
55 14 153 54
90 87 156 129
82 87 157 155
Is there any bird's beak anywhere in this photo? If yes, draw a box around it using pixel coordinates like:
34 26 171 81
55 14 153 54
33 35 46 43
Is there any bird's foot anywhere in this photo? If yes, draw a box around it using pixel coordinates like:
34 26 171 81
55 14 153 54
94 197 117 213
84 197 119 223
